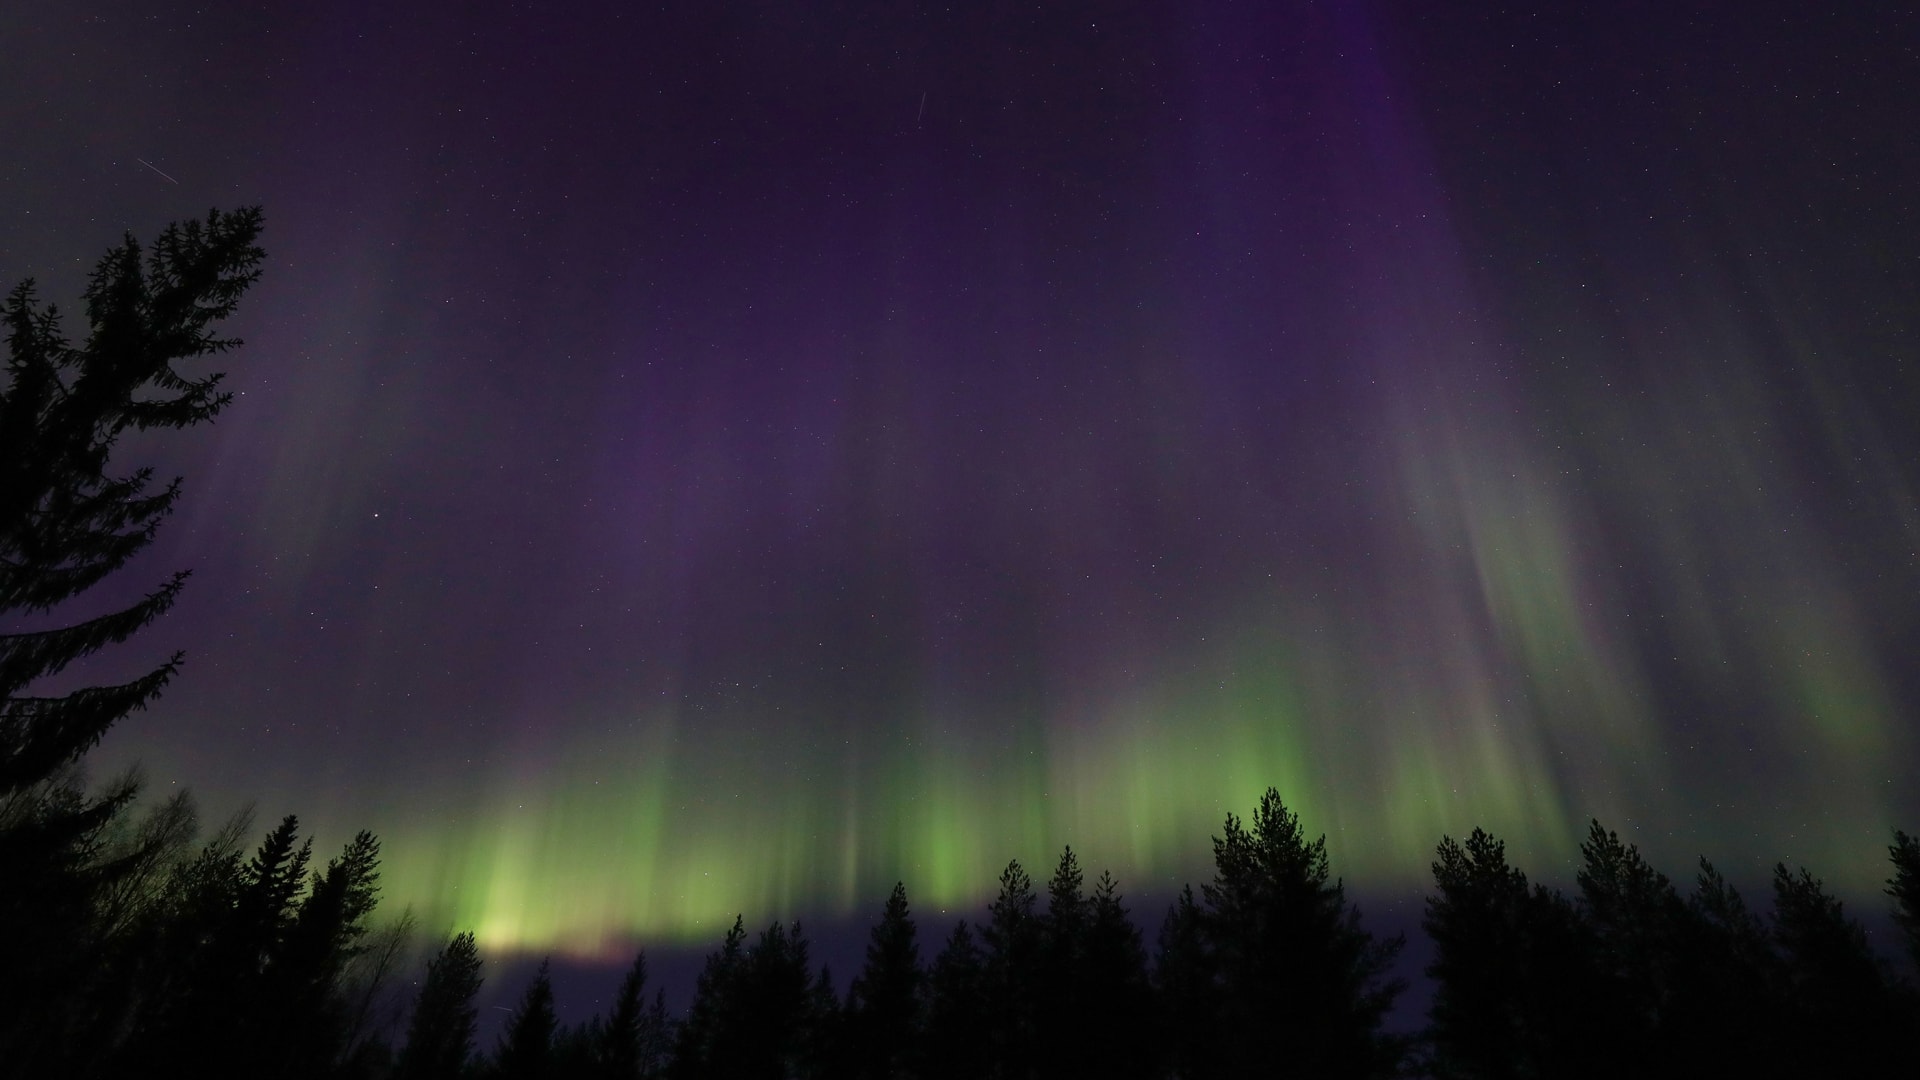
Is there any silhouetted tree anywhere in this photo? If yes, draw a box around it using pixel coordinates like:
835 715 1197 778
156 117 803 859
223 816 318 1070
638 991 674 1079
1154 885 1217 1080
0 206 264 1070
1890 830 1920 975
1423 828 1535 1080
498 959 559 1079
1573 821 1682 1070
1033 848 1087 1078
101 808 252 1069
802 962 842 1080
398 931 486 1080
267 830 385 1077
553 1020 603 1078
1771 862 1906 1072
1182 788 1404 1079
982 859 1042 1077
846 882 924 1080
1032 850 1152 1077
673 918 831 1080
672 916 747 1079
335 911 417 1078
601 949 672 1080
1077 870 1156 1080
923 921 991 1080
47 787 202 1075
125 814 310 1072
1664 858 1788 1078
99 815 393 1076
1426 824 1671 1080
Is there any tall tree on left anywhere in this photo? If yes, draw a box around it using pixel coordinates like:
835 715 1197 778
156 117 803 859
0 207 265 1069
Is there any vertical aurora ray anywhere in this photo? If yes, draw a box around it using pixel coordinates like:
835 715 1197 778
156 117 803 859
9 1 1913 959
236 6 1915 953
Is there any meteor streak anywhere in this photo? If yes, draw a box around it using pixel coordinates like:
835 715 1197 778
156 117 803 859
136 158 179 184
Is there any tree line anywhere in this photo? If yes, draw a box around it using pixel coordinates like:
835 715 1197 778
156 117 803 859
5 211 1918 1078
5 782 1919 1079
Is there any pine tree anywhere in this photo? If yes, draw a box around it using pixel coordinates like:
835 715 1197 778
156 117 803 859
1423 827 1620 1079
1663 858 1788 1078
335 911 417 1075
498 959 559 1079
107 814 394 1075
270 830 385 1077
43 785 201 1075
846 882 924 1080
923 921 990 1080
1424 829 1532 1080
1154 886 1217 1080
1889 830 1920 976
1077 870 1156 1080
1034 848 1087 1079
0 207 264 787
1191 788 1404 1079
553 1020 603 1078
150 814 313 1074
603 949 672 1080
672 916 748 1079
743 922 828 1080
983 859 1041 1078
398 931 486 1080
1771 862 1906 1072
1043 848 1088 949
0 206 265 1068
1574 821 1682 1064
802 962 842 1080
107 809 255 1070
639 989 673 1079
673 918 831 1079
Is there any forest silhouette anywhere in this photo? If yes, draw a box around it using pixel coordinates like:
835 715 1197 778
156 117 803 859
5 213 1919 1078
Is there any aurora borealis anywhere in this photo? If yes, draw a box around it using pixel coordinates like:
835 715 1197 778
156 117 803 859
4 1 1916 958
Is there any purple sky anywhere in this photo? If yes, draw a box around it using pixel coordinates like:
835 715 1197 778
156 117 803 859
4 2 1917 1002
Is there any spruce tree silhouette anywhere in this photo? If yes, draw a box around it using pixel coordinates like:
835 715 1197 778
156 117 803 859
738 921 828 1080
498 959 559 1079
1154 885 1218 1080
0 207 264 1070
1033 847 1093 1079
397 931 486 1080
103 815 394 1077
226 815 318 1070
1077 870 1156 1080
673 915 747 1079
674 918 831 1080
846 882 924 1080
601 949 672 1080
1188 788 1405 1079
983 859 1041 1078
552 1019 604 1078
268 830 385 1078
802 960 842 1080
924 921 991 1080
138 814 311 1073
1890 830 1920 975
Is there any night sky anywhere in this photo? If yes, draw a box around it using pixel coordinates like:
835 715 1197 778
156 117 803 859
4 1 1917 961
